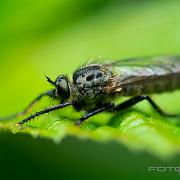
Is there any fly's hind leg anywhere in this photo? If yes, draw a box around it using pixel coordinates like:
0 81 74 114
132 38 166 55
113 95 180 118
0 90 55 121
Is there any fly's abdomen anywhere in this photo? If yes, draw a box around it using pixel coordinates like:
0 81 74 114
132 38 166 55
113 60 180 96
121 73 180 96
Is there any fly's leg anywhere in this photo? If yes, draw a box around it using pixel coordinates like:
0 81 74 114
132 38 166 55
17 102 73 125
113 95 180 118
0 90 55 121
75 95 180 126
75 103 114 126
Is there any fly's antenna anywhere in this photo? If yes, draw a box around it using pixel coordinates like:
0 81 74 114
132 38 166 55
44 74 56 86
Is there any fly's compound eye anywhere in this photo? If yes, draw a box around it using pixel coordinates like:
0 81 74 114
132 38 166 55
55 75 70 101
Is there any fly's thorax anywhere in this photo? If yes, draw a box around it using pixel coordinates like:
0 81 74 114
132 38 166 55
72 65 112 111
73 65 111 95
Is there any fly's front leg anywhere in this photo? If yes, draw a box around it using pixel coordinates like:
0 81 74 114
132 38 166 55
0 90 55 121
17 102 73 125
75 103 114 126
113 95 180 118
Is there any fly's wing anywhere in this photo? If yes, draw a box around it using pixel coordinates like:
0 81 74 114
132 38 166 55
106 55 180 93
111 55 180 67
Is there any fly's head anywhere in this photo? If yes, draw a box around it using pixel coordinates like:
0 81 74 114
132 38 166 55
46 75 71 102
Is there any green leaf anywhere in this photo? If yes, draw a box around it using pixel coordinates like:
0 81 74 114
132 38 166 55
1 96 180 160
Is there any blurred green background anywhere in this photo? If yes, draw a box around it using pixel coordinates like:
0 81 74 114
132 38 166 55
1 0 180 179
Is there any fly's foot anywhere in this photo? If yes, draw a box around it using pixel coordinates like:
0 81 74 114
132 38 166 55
15 122 22 129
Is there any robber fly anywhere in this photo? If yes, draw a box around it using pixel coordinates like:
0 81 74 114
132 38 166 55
1 55 180 126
